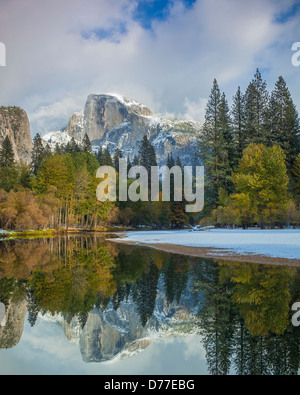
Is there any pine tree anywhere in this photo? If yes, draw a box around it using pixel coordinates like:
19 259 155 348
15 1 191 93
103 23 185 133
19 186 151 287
31 133 50 175
168 155 188 228
244 69 269 146
102 148 113 167
293 154 300 205
127 155 132 173
138 135 157 191
269 76 300 169
0 136 18 191
96 148 103 165
113 148 123 173
0 136 15 167
231 86 246 166
82 133 92 154
198 79 232 209
132 155 139 166
67 137 81 154
219 92 234 174
138 135 157 172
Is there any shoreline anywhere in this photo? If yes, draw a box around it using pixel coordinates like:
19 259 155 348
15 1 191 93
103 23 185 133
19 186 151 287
0 228 130 239
108 238 300 267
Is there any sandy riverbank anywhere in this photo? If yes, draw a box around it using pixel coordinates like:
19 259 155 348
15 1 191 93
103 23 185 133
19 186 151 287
108 237 300 267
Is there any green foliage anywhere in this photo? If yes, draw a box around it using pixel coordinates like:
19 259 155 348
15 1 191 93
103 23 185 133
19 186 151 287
293 154 300 205
198 79 233 209
268 76 300 168
232 144 289 226
31 133 51 175
0 136 15 167
198 69 300 226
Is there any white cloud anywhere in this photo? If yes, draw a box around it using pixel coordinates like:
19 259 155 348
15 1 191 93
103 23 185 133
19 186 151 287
0 0 299 135
180 97 207 122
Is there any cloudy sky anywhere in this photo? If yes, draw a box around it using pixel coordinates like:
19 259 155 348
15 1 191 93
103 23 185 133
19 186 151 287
0 0 299 135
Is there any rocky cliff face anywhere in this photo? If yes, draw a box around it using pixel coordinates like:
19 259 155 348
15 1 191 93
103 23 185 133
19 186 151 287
0 297 27 349
0 106 32 164
44 94 202 166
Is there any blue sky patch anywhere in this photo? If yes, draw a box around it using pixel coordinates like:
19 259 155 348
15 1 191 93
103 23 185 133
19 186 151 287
133 0 197 30
274 2 300 24
81 22 128 43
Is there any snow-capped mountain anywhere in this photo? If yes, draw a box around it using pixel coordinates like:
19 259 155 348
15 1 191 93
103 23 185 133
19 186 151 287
42 94 202 166
42 129 72 147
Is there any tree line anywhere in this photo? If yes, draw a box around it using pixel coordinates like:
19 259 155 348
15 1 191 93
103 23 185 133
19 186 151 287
0 68 299 231
198 69 300 228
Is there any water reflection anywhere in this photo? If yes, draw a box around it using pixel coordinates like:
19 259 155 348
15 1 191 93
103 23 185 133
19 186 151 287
0 235 300 374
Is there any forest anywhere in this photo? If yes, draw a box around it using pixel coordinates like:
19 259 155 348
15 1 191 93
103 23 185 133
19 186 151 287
0 69 299 231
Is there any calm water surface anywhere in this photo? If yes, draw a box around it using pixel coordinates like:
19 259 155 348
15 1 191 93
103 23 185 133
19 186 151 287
0 234 299 375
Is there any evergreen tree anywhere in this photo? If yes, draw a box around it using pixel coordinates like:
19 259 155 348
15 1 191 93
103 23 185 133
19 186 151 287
0 136 15 167
132 155 139 166
244 69 269 146
31 133 50 175
54 142 64 155
219 92 234 175
138 135 157 191
269 76 300 169
18 163 32 189
167 153 175 201
113 148 123 173
0 136 18 191
82 133 92 154
65 137 81 154
127 155 132 173
231 86 246 166
198 79 232 209
167 155 188 228
293 154 300 205
138 135 157 172
96 148 103 165
102 148 113 167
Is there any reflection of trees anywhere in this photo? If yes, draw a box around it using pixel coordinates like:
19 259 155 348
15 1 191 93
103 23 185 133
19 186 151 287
29 245 117 321
3 236 300 374
162 255 189 305
224 261 294 336
132 261 160 326
195 260 300 375
194 260 238 375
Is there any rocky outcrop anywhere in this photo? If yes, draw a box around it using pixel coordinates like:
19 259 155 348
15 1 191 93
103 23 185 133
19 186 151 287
0 106 32 164
45 94 202 166
0 297 27 349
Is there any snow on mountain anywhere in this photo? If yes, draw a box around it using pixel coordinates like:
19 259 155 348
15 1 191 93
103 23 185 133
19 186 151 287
42 129 72 147
41 94 202 166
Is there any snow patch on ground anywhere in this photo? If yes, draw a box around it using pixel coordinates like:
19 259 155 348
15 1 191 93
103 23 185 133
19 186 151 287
124 229 300 260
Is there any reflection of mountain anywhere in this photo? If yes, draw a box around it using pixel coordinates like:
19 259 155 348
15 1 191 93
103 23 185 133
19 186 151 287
0 297 27 349
42 276 201 362
2 236 300 374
